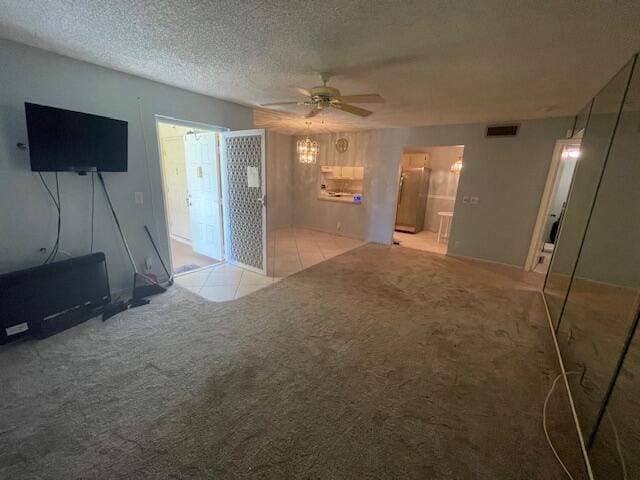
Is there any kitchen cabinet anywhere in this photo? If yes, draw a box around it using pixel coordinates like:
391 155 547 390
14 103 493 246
320 165 363 179
402 153 430 169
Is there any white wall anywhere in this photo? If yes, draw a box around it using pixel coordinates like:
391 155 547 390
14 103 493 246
293 117 573 267
0 40 253 292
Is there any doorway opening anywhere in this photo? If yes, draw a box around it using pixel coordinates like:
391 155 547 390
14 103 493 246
156 118 225 276
526 139 581 274
393 145 464 255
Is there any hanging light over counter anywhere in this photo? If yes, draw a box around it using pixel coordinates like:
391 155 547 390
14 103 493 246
450 156 463 173
297 122 318 164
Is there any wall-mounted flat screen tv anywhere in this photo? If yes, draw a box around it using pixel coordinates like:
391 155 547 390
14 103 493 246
25 103 128 172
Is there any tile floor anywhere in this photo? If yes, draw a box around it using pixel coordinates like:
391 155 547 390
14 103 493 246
393 229 448 255
171 238 219 274
176 227 365 301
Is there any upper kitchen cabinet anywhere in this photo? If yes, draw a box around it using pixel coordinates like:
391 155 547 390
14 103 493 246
320 165 364 180
402 153 430 169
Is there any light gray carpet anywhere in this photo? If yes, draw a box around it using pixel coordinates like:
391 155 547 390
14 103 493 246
0 244 586 479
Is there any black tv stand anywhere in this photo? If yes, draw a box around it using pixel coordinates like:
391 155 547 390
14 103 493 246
0 253 111 344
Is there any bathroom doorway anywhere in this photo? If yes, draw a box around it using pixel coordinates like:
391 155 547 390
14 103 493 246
156 118 225 275
393 145 464 255
526 139 581 273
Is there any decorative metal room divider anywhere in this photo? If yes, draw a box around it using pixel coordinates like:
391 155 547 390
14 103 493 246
220 131 266 273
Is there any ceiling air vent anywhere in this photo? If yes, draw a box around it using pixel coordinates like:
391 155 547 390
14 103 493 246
486 124 519 137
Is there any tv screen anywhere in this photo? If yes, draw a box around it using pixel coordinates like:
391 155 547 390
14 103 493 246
25 103 128 172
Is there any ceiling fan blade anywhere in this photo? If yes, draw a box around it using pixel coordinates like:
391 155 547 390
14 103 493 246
260 101 301 106
305 107 321 118
331 103 373 117
335 94 384 103
296 87 312 97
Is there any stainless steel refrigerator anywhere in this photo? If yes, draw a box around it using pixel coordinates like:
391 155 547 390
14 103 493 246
394 167 431 233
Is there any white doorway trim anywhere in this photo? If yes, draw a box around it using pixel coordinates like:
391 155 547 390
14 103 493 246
154 115 228 275
525 138 581 271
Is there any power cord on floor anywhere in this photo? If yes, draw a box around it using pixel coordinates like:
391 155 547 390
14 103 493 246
607 410 628 480
544 372 628 480
544 371 579 479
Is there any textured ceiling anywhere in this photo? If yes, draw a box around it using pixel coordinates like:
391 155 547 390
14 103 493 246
2 1 640 134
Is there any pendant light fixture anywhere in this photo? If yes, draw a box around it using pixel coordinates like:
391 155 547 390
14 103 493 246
450 156 463 173
297 122 319 164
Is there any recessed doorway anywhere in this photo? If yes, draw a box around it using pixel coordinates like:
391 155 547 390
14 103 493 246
156 118 225 275
393 145 464 255
526 139 581 274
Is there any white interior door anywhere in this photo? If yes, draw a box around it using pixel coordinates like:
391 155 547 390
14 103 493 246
184 132 224 261
220 129 267 274
161 137 191 241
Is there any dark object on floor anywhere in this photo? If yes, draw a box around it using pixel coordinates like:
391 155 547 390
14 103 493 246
144 224 174 286
98 173 165 302
132 272 166 299
174 264 201 274
0 252 110 344
550 218 560 243
102 298 150 321
549 203 566 244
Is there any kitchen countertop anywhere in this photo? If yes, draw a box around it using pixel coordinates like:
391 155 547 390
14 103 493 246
318 192 362 204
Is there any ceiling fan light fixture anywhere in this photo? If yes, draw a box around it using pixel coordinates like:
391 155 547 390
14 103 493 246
260 73 383 119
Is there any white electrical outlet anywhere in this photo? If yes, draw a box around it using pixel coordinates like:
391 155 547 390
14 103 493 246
470 196 480 205
337 221 342 231
135 192 144 204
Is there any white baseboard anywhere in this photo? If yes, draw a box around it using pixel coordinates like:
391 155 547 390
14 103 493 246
170 234 192 245
447 251 525 270
287 223 365 242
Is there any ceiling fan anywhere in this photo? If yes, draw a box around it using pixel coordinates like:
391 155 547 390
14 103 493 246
260 72 384 118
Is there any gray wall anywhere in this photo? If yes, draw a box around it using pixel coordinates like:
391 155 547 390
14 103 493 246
266 131 293 231
0 40 253 292
292 131 375 240
293 117 573 267
573 109 640 287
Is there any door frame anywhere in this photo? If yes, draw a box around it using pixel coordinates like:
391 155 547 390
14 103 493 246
525 138 581 271
390 146 464 253
219 129 268 275
154 115 228 276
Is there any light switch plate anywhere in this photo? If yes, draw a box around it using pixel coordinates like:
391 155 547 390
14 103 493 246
135 192 144 204
470 196 479 205
462 196 469 204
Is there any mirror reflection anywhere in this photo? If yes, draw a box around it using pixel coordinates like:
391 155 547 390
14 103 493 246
544 60 634 327
544 55 640 479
